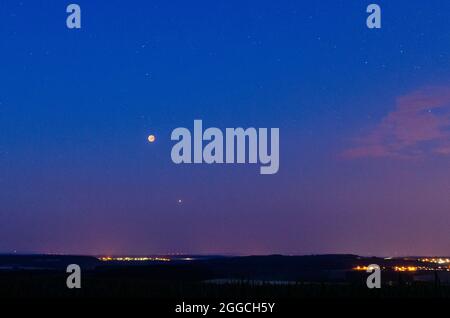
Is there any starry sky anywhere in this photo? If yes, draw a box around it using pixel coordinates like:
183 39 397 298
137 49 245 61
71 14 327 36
1 0 450 256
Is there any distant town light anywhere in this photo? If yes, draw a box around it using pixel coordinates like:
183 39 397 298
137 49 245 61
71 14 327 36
99 256 170 262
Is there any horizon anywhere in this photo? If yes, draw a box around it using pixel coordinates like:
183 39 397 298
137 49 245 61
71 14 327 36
2 251 450 259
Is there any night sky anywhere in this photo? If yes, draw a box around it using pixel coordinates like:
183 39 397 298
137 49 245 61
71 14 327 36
1 1 450 256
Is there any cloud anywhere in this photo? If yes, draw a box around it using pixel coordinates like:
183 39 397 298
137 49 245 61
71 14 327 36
342 86 450 159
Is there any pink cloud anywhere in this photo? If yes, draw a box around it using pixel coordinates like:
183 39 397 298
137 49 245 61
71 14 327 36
343 86 450 159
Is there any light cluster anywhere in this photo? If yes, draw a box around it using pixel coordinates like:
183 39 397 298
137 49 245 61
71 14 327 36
393 266 417 272
99 256 170 262
419 258 450 264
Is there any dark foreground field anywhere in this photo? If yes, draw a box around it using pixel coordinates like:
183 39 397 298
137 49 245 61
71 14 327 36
1 270 449 299
0 254 449 300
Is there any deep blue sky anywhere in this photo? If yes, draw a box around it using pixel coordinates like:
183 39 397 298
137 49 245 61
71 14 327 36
1 1 450 256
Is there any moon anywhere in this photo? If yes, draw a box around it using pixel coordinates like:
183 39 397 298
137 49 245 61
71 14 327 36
147 134 156 143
